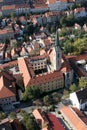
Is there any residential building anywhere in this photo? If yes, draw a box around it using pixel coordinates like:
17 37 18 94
0 118 13 130
74 7 87 18
0 118 23 130
60 106 87 130
48 0 69 11
70 87 87 110
33 108 65 130
0 70 16 110
1 5 15 16
0 28 14 40
67 54 87 77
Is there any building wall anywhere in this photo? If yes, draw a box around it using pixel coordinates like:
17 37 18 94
15 8 30 15
81 101 87 110
70 92 80 109
0 31 14 40
2 9 14 16
75 11 87 18
0 96 16 110
64 70 73 87
33 110 46 128
31 8 48 13
48 1 69 11
30 59 47 70
38 77 64 92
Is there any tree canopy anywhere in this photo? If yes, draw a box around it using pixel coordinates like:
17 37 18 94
22 86 41 101
0 112 6 121
79 77 87 89
70 83 77 92
21 111 40 130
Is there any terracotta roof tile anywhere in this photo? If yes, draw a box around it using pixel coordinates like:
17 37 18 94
0 60 18 69
60 106 87 130
0 87 15 99
28 70 63 86
29 54 49 61
47 114 65 130
67 54 87 77
72 107 87 125
2 5 15 10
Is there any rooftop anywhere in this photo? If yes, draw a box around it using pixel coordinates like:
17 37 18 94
60 106 87 130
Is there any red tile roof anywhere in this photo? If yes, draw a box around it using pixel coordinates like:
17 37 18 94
66 54 87 77
0 70 16 99
0 60 18 69
47 0 56 4
0 86 15 99
72 107 87 125
2 5 15 10
67 54 87 61
0 70 15 82
47 114 65 130
60 106 87 130
33 109 65 130
29 54 49 61
28 70 63 86
74 7 85 13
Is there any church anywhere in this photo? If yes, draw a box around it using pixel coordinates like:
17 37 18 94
17 30 73 92
0 30 74 93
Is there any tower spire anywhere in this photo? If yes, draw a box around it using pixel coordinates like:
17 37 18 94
55 30 60 47
53 30 62 71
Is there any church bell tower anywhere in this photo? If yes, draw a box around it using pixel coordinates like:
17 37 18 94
53 30 62 71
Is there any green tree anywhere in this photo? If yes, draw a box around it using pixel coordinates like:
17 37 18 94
9 112 16 119
26 23 34 36
16 19 22 26
79 77 87 89
60 15 67 27
11 11 16 19
63 89 69 97
4 38 10 45
22 86 41 101
46 24 51 33
49 104 55 111
52 92 61 103
70 83 77 92
22 111 40 130
12 41 22 48
67 14 76 26
43 95 51 106
0 112 6 121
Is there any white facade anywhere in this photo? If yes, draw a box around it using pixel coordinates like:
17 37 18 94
70 92 87 110
70 92 80 109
